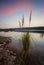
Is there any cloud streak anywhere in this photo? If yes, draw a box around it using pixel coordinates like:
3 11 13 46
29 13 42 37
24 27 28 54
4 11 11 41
1 2 31 16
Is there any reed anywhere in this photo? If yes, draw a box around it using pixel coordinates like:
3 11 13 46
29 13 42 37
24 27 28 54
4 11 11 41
22 32 33 54
22 32 30 51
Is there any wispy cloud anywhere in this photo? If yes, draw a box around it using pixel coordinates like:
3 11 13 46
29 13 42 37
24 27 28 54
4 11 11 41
1 2 31 16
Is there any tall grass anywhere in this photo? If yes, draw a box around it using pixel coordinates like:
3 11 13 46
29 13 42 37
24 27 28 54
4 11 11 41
22 32 33 54
22 32 30 51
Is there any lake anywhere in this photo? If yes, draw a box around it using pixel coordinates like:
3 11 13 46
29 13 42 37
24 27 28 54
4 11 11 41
0 32 44 52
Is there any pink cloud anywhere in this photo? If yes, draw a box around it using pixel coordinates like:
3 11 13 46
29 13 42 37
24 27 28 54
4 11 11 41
1 2 31 16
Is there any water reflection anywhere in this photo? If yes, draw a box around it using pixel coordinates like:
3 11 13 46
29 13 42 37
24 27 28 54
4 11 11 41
0 32 44 51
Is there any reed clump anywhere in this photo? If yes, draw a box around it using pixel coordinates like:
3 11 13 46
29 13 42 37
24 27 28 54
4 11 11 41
22 32 33 53
22 32 30 51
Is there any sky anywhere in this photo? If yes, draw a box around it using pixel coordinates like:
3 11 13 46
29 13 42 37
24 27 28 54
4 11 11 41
0 0 44 28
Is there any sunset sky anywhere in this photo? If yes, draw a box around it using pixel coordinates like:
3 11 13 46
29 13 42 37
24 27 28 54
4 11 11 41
0 0 44 28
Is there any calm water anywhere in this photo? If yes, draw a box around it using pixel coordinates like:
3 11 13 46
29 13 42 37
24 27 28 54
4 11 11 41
0 32 44 53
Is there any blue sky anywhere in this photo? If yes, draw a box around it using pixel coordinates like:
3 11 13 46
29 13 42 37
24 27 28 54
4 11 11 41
0 0 44 28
